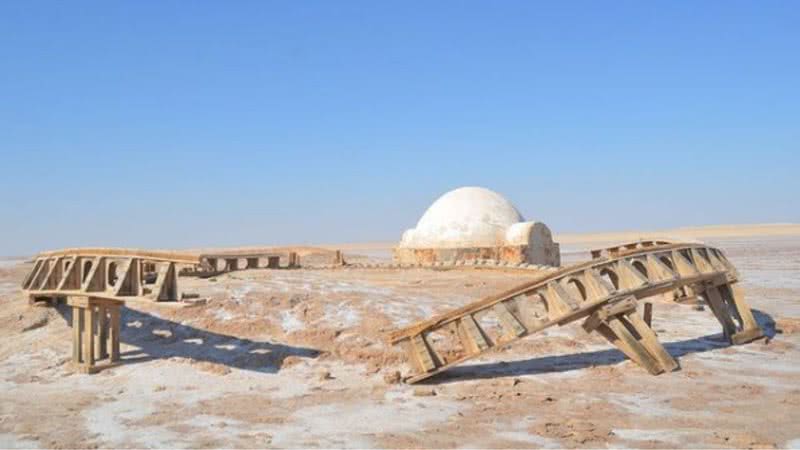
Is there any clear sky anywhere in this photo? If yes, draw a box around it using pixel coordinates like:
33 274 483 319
1 1 798 255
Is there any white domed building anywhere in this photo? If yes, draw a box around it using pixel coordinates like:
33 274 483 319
394 187 560 266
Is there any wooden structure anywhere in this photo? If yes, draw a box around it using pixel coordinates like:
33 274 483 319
388 242 763 383
198 251 300 274
68 295 123 374
590 239 677 259
22 248 199 303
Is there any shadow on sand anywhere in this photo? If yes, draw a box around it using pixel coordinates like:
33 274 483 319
420 308 776 384
55 304 321 374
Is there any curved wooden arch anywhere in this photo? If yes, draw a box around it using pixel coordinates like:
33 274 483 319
388 242 763 383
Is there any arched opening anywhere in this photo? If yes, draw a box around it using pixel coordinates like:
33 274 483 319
83 261 93 282
632 260 649 279
108 262 118 286
659 256 674 271
566 278 588 301
600 268 619 290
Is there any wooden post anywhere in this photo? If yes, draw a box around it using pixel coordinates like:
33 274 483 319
72 306 83 363
703 285 738 340
67 296 124 373
96 306 108 360
83 306 95 371
643 302 653 327
109 306 120 362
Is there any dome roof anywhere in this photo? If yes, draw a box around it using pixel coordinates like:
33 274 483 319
399 186 525 248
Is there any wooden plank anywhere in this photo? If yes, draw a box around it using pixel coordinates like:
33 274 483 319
96 306 108 360
705 248 730 273
112 259 133 296
604 316 664 375
146 262 180 302
22 258 45 290
583 269 615 299
646 254 677 282
672 250 700 277
616 258 649 289
57 257 81 291
83 306 95 369
625 313 679 372
724 283 761 337
81 257 106 292
582 297 637 332
643 302 653 327
492 302 527 338
37 247 199 264
36 258 60 290
704 285 738 339
458 315 490 353
411 335 437 373
546 282 579 317
72 306 82 363
690 248 717 274
109 306 121 362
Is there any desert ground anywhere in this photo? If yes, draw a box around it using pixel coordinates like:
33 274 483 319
1 225 799 449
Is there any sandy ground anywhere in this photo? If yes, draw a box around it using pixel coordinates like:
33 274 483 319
1 229 799 448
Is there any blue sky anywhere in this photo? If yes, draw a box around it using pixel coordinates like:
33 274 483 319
1 1 798 255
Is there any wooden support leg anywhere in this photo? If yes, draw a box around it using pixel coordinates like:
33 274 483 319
703 285 738 341
82 306 95 372
96 306 108 360
109 306 120 362
724 284 764 344
625 313 679 372
643 302 653 328
72 306 83 364
597 316 664 375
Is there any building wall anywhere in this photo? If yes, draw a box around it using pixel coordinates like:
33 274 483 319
393 242 560 266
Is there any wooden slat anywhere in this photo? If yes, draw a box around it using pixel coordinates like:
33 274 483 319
672 250 700 277
72 306 82 363
109 306 121 362
37 247 199 264
57 257 81 291
492 302 526 338
724 283 760 334
625 313 679 372
690 248 717 274
411 335 437 373
703 285 738 339
704 248 729 272
458 315 490 353
546 282 579 316
96 306 108 360
36 258 60 290
583 269 615 299
603 316 664 375
83 306 95 368
81 257 106 292
645 253 677 282
616 258 649 289
22 258 45 290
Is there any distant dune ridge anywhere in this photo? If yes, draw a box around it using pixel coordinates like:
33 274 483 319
11 223 800 260
327 223 800 252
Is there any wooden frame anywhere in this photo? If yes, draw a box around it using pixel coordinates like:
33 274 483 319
388 242 763 383
22 248 196 302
